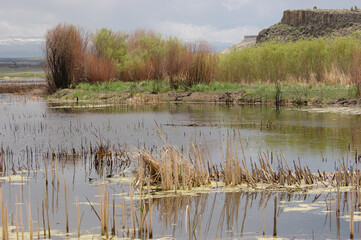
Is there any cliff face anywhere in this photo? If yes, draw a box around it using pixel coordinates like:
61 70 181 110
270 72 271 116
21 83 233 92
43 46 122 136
257 9 361 43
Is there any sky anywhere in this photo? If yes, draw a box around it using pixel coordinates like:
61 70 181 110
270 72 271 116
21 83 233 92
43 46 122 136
0 0 359 57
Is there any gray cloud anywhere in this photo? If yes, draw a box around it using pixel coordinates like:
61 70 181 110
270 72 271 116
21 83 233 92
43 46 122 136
0 0 359 57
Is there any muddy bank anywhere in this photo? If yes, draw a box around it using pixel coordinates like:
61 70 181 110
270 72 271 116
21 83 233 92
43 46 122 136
2 83 361 109
48 88 361 107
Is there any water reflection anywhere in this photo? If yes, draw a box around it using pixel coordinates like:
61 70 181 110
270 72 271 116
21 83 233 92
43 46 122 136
1 96 361 239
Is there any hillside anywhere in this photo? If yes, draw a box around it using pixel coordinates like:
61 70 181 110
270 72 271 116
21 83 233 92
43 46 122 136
257 8 361 43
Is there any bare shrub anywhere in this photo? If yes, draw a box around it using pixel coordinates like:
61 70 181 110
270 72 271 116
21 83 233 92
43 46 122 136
184 41 217 86
84 55 117 83
44 23 88 92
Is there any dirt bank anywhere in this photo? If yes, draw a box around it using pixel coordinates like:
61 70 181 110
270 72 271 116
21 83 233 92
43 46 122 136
47 88 361 108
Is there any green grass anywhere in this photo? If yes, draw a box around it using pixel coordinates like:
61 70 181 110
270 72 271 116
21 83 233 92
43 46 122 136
75 80 173 93
240 84 353 102
54 80 355 103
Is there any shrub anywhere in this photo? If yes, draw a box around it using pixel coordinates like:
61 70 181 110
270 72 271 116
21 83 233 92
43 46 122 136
84 55 117 83
44 23 88 92
92 28 129 73
184 41 217 86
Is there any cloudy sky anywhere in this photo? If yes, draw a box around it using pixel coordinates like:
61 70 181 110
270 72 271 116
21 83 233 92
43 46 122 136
0 0 359 57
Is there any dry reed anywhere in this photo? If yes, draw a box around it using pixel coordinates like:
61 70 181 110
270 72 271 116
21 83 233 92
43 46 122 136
64 180 69 233
0 188 9 240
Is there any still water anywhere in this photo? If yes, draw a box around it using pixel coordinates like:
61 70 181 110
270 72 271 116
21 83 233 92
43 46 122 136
0 94 360 239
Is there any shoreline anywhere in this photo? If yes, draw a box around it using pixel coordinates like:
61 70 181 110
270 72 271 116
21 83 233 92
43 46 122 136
47 88 361 108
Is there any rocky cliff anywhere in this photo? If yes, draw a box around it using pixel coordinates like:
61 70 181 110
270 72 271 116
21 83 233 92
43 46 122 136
257 9 361 43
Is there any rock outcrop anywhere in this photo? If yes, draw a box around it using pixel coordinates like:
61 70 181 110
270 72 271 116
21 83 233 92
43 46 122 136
219 35 257 54
257 9 361 43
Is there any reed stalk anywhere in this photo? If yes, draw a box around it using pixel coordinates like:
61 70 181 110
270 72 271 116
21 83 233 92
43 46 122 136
45 192 50 239
130 184 135 236
147 181 153 238
15 202 19 240
0 188 9 240
99 184 109 237
350 191 354 239
76 196 80 238
112 196 115 236
64 180 69 233
55 155 59 186
42 201 46 238
262 192 266 236
121 198 125 237
20 205 24 240
44 159 48 186
273 196 277 237
37 202 39 240
27 202 33 240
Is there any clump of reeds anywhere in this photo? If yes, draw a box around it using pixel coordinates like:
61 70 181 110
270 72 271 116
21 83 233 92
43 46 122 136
130 128 361 191
132 125 210 191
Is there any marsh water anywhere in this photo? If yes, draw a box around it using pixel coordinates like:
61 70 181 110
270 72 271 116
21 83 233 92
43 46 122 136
1 93 361 239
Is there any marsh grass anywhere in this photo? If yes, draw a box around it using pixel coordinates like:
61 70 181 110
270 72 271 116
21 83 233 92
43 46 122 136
218 33 361 85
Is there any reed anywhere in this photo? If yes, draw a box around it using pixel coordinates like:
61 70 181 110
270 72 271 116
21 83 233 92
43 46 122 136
273 196 277 237
45 192 50 239
15 201 19 240
20 205 24 240
0 188 9 240
121 198 125 237
131 129 343 191
112 195 115 236
99 184 109 238
130 184 135 237
37 202 39 240
76 196 84 238
42 201 46 238
64 180 69 233
26 201 33 240
350 191 354 239
147 181 153 238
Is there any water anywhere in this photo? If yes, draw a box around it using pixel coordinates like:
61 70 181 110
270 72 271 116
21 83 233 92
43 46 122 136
0 95 360 239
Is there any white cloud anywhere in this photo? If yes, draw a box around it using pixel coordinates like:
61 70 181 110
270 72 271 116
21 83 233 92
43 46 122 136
158 21 259 44
220 0 252 12
0 37 44 46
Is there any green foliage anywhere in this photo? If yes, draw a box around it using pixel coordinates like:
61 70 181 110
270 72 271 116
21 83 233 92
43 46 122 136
93 28 130 72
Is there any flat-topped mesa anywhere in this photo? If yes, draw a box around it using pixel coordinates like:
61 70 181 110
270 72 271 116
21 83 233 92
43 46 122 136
257 9 361 43
282 9 361 28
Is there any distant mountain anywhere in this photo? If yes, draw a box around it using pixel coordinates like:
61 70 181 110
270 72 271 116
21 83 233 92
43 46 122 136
0 37 44 58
